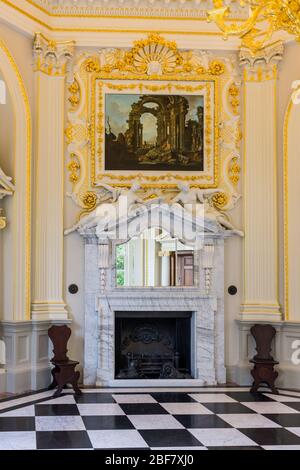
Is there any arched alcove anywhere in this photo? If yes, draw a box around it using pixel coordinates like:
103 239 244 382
0 39 32 321
0 73 14 176
284 87 300 321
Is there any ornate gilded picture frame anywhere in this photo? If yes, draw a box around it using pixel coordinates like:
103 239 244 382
65 34 241 212
93 80 216 186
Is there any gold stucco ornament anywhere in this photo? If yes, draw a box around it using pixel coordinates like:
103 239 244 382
68 79 80 108
0 211 7 230
209 60 225 75
81 191 97 210
208 0 300 53
228 83 240 115
67 157 80 183
66 33 241 209
211 191 229 209
228 157 241 187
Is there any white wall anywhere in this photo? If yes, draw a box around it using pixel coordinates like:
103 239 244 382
0 72 14 322
64 199 85 372
1 21 299 387
0 23 34 324
277 41 300 320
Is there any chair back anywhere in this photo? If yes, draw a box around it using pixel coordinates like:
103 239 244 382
48 325 71 362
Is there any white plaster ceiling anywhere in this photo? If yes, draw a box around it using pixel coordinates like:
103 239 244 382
40 0 232 6
29 0 248 19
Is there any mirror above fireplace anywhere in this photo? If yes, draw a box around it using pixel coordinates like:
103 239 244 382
115 228 195 288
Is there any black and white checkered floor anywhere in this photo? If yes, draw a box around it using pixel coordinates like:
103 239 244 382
1 387 300 450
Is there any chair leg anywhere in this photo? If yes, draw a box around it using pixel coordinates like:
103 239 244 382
250 381 259 393
48 366 59 390
53 385 64 398
50 365 82 397
71 371 82 396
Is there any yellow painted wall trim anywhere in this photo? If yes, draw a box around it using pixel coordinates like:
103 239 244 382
0 38 32 321
283 98 293 321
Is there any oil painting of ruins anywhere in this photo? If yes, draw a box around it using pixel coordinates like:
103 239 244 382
105 94 204 171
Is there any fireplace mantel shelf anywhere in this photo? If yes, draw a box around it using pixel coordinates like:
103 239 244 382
96 289 218 315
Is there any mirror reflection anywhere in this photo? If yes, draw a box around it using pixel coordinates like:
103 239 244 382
116 228 194 287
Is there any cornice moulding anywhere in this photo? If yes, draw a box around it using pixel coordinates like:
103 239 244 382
25 0 248 20
0 1 241 50
1 1 291 51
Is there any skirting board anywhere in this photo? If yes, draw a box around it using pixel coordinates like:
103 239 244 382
96 379 222 387
0 319 71 394
5 365 51 394
0 369 6 394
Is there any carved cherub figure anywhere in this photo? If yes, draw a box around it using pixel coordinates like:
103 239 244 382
65 181 146 234
0 167 15 199
170 182 243 237
204 198 244 237
170 182 225 207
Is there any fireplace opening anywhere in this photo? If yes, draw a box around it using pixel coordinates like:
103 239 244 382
115 311 192 379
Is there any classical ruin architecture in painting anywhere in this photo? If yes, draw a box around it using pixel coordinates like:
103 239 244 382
105 94 204 171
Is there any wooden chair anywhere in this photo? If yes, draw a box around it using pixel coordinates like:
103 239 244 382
48 325 82 397
250 324 279 394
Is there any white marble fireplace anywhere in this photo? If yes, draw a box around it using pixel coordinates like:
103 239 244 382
78 203 234 387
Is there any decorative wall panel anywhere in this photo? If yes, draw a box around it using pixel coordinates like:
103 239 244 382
66 33 241 215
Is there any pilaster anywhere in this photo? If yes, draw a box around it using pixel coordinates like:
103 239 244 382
31 34 75 320
239 41 283 321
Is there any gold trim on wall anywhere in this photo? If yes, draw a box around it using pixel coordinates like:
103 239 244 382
0 39 32 321
283 97 293 321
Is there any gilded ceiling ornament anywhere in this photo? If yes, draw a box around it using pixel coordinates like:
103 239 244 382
208 0 300 53
26 0 246 20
